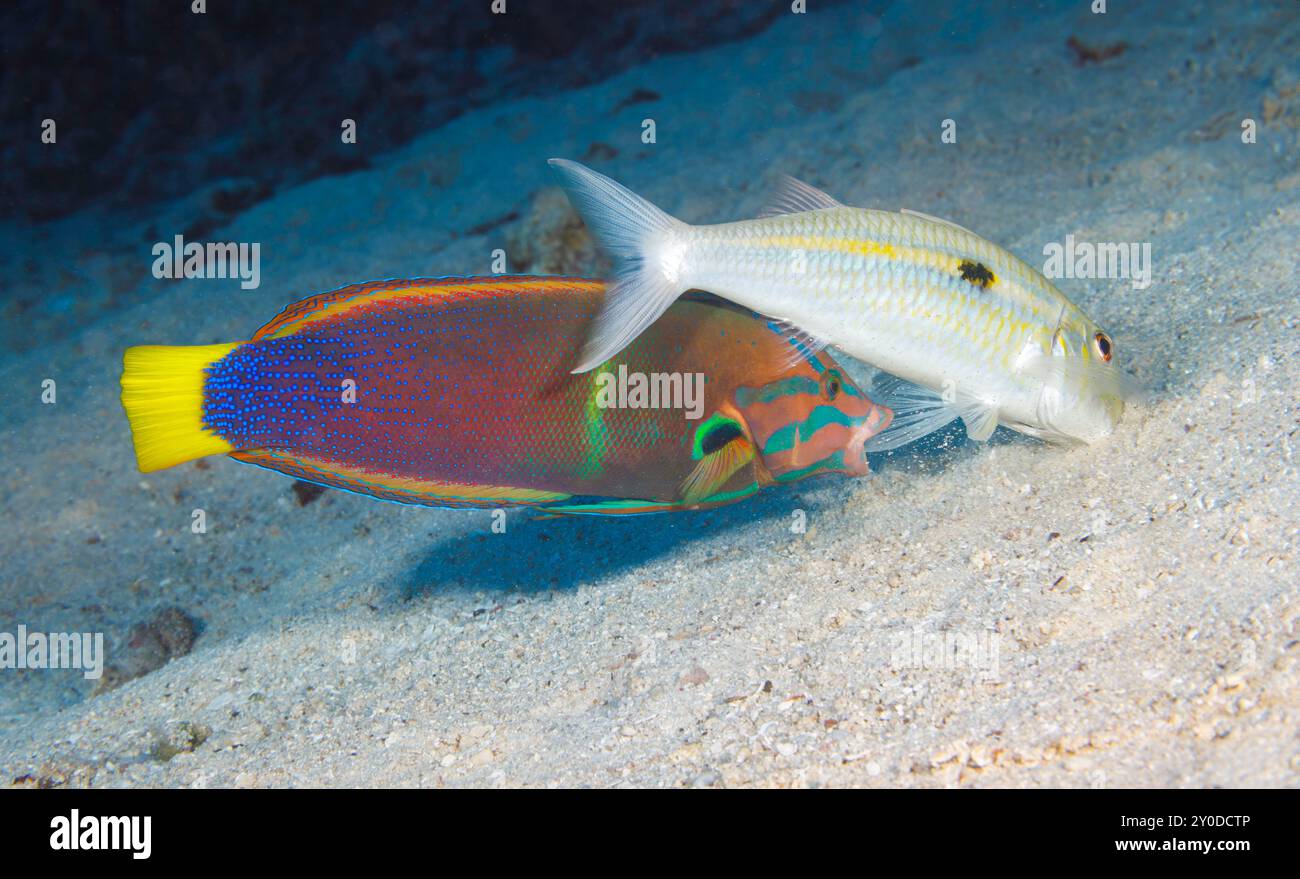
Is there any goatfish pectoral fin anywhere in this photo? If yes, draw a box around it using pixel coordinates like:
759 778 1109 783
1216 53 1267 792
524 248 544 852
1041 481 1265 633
861 373 1002 452
120 343 246 472
229 448 571 510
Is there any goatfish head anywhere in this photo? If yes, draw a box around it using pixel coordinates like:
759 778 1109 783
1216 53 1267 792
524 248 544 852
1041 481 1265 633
724 356 893 485
1011 305 1131 445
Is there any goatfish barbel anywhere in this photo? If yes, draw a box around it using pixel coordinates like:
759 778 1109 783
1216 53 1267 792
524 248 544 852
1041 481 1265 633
120 276 892 515
549 159 1134 448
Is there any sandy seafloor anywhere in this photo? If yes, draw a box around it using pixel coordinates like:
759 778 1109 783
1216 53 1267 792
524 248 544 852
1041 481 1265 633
1 0 1297 787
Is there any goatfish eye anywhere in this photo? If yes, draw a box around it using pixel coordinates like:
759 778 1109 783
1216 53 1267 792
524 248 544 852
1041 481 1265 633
1093 332 1113 362
821 369 843 402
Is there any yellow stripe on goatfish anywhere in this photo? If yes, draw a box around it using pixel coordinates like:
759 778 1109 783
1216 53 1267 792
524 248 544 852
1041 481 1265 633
750 234 900 262
748 234 974 279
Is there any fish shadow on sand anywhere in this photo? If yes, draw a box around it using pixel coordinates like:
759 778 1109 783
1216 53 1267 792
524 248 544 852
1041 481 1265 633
392 422 1036 603
867 418 1039 477
395 480 855 602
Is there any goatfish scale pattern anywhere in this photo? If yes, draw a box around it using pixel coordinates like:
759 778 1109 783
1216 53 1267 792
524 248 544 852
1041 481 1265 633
549 159 1131 448
120 276 892 515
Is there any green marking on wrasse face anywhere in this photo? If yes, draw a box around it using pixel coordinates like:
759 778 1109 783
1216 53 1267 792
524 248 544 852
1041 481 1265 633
735 376 820 408
775 452 846 483
762 405 858 455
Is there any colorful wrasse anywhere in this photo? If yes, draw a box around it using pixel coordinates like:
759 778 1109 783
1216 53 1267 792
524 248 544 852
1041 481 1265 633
120 276 892 515
549 159 1134 448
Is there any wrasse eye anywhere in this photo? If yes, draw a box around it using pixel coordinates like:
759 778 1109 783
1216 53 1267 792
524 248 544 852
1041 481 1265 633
821 369 842 401
1093 332 1113 362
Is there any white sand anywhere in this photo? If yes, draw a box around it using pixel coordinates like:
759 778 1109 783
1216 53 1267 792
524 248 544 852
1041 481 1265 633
1 0 1297 787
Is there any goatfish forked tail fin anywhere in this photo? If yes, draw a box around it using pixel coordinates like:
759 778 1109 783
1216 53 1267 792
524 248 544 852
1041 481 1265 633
120 343 244 473
547 158 688 374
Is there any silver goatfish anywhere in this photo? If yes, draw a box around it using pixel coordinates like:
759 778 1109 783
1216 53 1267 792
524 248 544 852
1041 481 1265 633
550 159 1134 448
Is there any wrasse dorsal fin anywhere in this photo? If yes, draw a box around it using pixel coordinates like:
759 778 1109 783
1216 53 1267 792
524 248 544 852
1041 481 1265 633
766 317 830 368
251 276 606 340
900 207 976 236
759 175 843 218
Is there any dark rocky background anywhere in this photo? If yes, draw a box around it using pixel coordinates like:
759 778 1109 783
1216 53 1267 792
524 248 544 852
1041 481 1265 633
2 0 855 222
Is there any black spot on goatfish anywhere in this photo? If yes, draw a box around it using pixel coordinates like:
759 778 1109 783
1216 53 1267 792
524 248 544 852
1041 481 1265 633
958 260 995 288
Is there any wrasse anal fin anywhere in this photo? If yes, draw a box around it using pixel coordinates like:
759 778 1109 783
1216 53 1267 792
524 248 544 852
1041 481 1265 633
540 483 761 517
230 448 570 509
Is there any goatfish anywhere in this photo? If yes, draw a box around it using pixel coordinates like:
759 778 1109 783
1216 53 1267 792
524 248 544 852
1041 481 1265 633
120 276 892 515
549 159 1134 449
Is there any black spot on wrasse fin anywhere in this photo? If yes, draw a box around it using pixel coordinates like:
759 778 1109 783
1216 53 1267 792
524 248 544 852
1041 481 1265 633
700 420 745 455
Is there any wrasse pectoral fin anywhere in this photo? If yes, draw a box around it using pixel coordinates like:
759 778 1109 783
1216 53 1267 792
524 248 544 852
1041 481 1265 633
758 174 843 217
680 434 755 506
547 159 687 374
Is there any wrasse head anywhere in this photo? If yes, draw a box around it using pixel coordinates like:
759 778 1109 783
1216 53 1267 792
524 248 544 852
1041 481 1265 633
732 355 892 483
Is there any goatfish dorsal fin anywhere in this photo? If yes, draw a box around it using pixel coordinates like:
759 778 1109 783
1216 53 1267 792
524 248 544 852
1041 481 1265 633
758 174 843 218
230 448 571 509
252 275 604 340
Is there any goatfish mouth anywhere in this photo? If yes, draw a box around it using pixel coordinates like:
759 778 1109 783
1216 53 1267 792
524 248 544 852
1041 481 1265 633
548 158 1132 450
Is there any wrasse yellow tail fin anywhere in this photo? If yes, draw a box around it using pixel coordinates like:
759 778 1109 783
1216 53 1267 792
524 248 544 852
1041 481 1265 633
120 343 244 472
